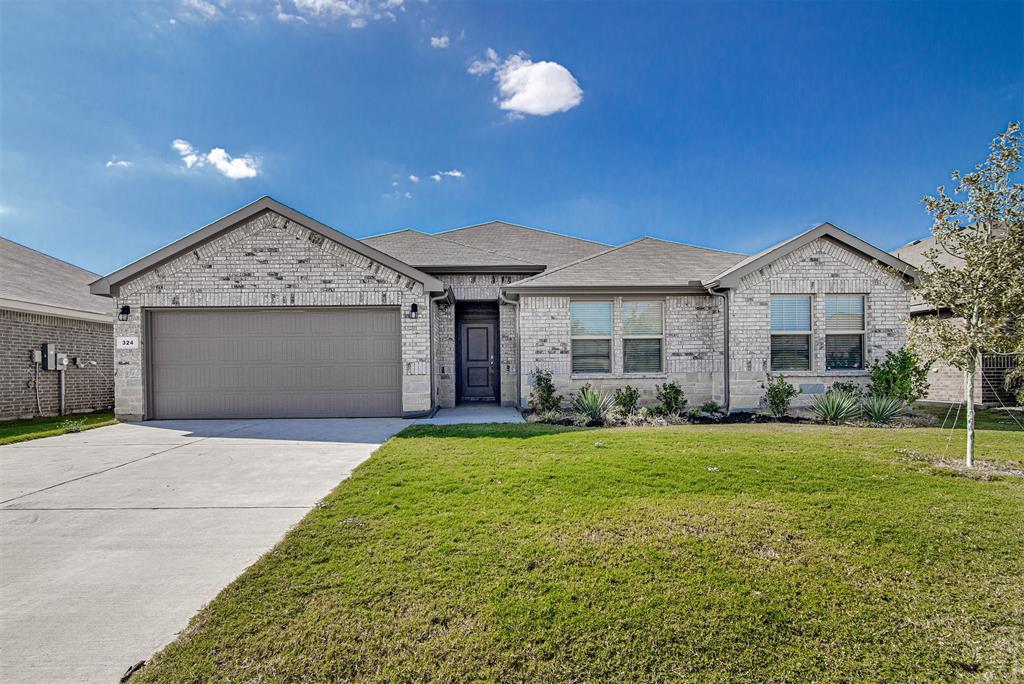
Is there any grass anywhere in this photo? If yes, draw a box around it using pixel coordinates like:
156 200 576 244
914 403 1024 432
135 422 1023 683
0 411 116 445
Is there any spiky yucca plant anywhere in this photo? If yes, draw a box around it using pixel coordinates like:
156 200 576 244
571 386 615 426
861 395 905 424
811 392 861 424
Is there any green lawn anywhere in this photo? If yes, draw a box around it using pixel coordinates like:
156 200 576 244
0 412 116 445
136 422 1023 683
914 403 1024 431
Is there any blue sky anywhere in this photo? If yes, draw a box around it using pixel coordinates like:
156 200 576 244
1 1 1020 275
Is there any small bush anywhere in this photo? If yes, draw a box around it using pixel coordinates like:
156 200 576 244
529 368 562 413
534 410 574 426
828 381 864 399
861 394 905 424
811 392 861 424
59 418 85 433
763 375 799 418
868 347 931 404
571 386 615 426
686 408 704 420
701 401 722 414
655 382 687 416
614 385 641 414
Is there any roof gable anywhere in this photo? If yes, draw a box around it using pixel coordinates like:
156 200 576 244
90 197 444 296
710 222 920 289
361 229 542 271
0 237 110 320
506 237 746 292
436 220 608 268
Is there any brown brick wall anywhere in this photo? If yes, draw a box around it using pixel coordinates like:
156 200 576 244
1 308 114 420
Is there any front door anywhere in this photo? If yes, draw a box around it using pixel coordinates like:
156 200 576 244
458 321 498 401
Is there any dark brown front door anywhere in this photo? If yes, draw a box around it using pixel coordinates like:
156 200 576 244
458 321 497 401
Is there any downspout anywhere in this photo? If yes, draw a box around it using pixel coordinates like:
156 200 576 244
499 290 521 409
429 288 453 415
707 287 730 413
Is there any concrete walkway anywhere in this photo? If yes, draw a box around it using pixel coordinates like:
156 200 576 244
0 418 406 684
416 403 525 425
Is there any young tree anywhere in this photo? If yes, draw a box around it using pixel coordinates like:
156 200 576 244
910 122 1024 466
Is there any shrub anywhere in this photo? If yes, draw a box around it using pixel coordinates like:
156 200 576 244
529 368 562 413
686 408 704 420
59 418 85 433
763 375 799 418
861 394 905 424
868 347 932 404
828 381 864 399
614 385 641 414
701 401 722 414
571 386 615 426
655 382 687 416
811 391 861 424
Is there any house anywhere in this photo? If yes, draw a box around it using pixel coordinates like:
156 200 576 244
1 237 114 420
892 235 1021 407
89 197 919 420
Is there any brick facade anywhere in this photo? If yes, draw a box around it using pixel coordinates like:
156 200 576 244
515 238 912 411
518 294 725 408
1 308 113 420
434 273 531 407
111 209 431 420
728 237 910 409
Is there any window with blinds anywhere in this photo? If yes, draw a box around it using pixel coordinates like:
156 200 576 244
770 295 811 370
571 301 612 373
623 301 663 373
825 295 864 369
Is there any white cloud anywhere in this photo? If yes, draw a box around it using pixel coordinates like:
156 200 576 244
181 0 220 20
172 139 260 180
430 173 441 182
275 3 308 22
430 34 449 48
105 158 134 168
408 174 419 183
468 49 583 118
440 169 463 178
404 191 412 199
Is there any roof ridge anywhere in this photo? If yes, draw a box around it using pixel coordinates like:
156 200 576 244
508 238 646 287
0 236 101 277
359 227 427 240
436 219 611 248
631 235 747 256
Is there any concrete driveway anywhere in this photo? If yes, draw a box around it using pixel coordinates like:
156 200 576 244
0 418 407 683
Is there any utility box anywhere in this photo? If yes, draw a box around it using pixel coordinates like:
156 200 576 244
42 343 57 371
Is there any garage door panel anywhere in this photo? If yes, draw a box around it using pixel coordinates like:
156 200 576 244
149 308 403 419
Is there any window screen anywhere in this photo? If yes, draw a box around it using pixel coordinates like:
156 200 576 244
825 334 863 370
771 295 811 331
570 302 612 337
825 295 864 331
623 301 663 373
771 335 811 371
825 295 865 369
770 295 812 370
572 340 611 373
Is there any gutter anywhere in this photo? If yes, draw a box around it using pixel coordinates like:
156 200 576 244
706 287 730 413
499 290 521 409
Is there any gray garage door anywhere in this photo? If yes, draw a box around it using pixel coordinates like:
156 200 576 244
149 308 402 419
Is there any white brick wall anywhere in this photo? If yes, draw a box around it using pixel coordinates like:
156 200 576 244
112 209 432 419
434 273 530 407
728 237 911 409
515 238 913 412
518 294 725 408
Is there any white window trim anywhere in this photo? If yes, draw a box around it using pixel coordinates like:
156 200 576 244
570 300 613 374
622 299 664 374
825 294 866 370
770 294 813 372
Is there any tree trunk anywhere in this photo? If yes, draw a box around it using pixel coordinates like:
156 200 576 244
964 359 975 468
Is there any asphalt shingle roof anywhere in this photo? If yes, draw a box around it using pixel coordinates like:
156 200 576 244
0 237 110 316
510 237 746 289
435 221 608 268
361 229 539 269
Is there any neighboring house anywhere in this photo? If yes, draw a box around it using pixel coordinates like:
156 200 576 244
1 237 114 420
89 197 919 420
892 235 1020 406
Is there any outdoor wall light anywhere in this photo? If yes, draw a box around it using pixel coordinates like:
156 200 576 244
117 305 131 322
408 302 419 319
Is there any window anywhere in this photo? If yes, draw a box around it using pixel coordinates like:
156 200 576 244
825 295 865 369
770 295 811 370
623 301 663 373
571 301 612 373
